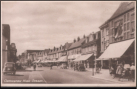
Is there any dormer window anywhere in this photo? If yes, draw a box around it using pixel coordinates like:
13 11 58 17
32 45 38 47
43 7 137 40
93 34 96 40
86 37 89 43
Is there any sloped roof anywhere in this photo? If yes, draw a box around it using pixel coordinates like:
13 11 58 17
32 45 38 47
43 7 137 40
48 46 65 54
109 2 134 21
26 50 44 53
82 39 98 48
68 38 85 50
2 24 10 38
44 49 50 53
100 2 135 28
64 42 72 50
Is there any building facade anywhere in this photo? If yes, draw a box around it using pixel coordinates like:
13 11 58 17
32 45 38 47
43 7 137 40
81 31 101 68
100 2 135 53
67 37 86 68
2 24 10 68
99 2 135 69
42 49 50 61
10 43 17 63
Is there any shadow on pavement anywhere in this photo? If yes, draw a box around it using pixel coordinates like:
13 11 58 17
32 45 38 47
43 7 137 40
16 70 32 72
4 74 24 76
33 70 43 71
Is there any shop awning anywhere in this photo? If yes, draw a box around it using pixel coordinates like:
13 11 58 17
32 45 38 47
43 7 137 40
57 56 67 62
98 39 134 59
74 53 93 61
68 54 81 60
68 55 73 59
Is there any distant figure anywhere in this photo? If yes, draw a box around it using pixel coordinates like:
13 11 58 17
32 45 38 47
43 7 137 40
130 63 135 82
116 63 124 81
57 63 58 68
33 63 36 71
50 63 53 70
110 62 117 78
98 62 102 71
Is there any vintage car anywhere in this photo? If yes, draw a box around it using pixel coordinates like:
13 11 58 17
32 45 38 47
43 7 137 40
38 63 42 67
60 63 67 69
3 62 16 75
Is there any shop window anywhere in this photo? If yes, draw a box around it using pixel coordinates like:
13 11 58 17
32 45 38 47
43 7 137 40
131 21 135 32
127 22 130 30
109 29 111 35
102 29 104 37
127 32 130 39
131 13 134 21
89 46 91 51
127 13 129 21
6 45 7 50
124 33 127 39
106 28 109 36
120 37 123 41
87 47 88 52
124 24 126 31
124 14 126 22
113 37 115 43
104 42 106 50
113 28 115 37
111 21 113 27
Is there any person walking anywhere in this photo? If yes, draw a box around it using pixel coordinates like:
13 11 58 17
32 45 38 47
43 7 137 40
110 62 117 78
74 63 76 71
50 63 53 70
116 63 124 81
130 63 135 82
57 63 58 68
33 63 36 71
98 62 102 71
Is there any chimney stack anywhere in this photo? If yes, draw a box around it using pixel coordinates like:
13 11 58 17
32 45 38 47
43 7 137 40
77 37 80 41
83 35 86 38
74 39 76 43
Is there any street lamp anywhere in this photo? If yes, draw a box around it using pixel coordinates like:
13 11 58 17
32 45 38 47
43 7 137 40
92 51 97 76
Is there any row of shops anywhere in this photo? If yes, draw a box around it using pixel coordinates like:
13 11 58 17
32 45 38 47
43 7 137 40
34 38 135 72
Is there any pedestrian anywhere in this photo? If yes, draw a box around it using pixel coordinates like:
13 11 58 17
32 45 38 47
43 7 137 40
57 63 58 68
110 62 117 78
33 63 36 71
98 62 102 71
130 63 135 82
50 63 52 70
116 63 124 81
74 63 76 71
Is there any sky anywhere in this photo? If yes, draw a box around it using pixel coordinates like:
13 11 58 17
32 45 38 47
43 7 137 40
2 1 122 55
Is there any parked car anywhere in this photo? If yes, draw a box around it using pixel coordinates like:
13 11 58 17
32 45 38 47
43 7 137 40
60 63 67 69
3 62 16 75
38 63 42 67
78 64 85 71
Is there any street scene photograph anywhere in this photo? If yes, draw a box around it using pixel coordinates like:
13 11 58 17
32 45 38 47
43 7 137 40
1 1 136 87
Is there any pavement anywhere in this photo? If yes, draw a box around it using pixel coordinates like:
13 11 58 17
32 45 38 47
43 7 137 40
86 68 135 84
1 65 136 86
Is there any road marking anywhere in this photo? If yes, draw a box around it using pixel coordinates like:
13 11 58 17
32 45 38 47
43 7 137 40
38 72 47 83
28 72 47 83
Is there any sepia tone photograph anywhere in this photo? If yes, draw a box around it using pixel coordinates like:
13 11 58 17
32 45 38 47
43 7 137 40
1 1 136 87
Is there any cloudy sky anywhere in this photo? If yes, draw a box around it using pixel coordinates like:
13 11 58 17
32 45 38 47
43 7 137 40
2 1 122 55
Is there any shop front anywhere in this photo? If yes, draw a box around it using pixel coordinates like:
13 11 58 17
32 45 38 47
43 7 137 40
73 53 95 69
68 54 81 69
97 39 135 70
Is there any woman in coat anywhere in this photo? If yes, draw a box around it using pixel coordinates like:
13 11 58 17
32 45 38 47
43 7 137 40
116 64 124 81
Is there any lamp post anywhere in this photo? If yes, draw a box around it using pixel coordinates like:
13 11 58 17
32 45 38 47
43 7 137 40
92 52 97 76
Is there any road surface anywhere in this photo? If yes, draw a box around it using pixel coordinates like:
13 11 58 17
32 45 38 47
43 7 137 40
2 66 122 84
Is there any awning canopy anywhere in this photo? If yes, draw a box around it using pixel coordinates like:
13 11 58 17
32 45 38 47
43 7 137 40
73 53 93 61
57 56 67 62
44 60 56 63
98 39 134 59
68 54 81 60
